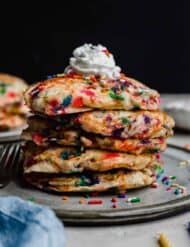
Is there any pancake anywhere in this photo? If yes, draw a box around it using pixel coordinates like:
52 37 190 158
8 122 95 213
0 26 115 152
23 143 160 174
75 110 174 139
24 168 154 192
24 73 160 115
0 113 26 130
23 128 167 154
22 116 167 153
0 73 28 111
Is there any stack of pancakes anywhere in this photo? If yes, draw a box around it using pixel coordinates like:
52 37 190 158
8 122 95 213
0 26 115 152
22 73 174 193
0 73 28 130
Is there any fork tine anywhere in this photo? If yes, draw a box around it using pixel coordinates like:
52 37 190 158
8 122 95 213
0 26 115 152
0 145 11 165
0 143 21 188
2 144 16 169
10 144 21 177
0 144 13 187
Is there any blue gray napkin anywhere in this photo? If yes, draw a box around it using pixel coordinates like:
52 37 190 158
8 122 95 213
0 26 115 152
0 196 65 247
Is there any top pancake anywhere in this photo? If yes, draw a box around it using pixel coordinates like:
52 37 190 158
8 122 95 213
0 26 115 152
24 73 160 115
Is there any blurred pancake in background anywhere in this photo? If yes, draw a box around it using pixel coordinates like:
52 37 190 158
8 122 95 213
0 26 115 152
0 73 28 131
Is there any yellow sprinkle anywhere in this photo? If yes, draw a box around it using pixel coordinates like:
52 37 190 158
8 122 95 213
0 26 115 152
79 199 85 204
171 183 179 188
56 73 65 77
158 233 173 247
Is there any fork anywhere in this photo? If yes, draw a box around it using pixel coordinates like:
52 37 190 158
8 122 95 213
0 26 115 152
0 142 21 188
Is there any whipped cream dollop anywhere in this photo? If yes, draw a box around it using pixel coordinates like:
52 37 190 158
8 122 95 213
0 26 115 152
65 44 121 79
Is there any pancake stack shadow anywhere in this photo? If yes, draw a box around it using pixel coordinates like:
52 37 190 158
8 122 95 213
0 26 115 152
21 73 175 194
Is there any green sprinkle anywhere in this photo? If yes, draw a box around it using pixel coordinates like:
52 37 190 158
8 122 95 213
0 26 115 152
76 176 89 186
109 90 124 100
169 176 176 180
121 117 129 124
133 103 141 109
154 163 162 172
127 197 140 203
0 82 7 95
84 193 90 198
120 85 125 91
62 95 72 107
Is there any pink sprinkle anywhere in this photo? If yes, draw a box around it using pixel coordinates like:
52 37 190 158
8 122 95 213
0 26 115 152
166 187 171 191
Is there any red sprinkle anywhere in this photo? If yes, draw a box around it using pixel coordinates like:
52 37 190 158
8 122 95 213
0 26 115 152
159 138 165 144
156 153 161 159
102 49 110 57
90 75 98 82
49 99 59 107
88 200 103 205
72 96 84 107
91 192 99 197
112 203 117 208
7 91 17 97
103 153 120 159
81 88 95 97
32 133 43 145
111 198 117 203
68 71 80 78
151 182 158 188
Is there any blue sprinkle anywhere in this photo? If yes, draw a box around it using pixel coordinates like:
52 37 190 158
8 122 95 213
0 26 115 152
62 95 72 108
60 151 72 160
47 75 56 79
174 189 180 195
165 180 171 186
156 174 161 180
118 193 126 198
160 169 164 175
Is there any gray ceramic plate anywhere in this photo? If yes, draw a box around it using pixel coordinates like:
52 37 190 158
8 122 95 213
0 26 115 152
0 125 27 142
0 146 190 225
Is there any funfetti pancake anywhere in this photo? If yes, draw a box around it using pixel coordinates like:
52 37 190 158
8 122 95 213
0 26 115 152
74 110 174 139
0 73 28 111
23 142 160 174
0 113 26 130
24 44 160 115
22 128 167 154
22 116 168 154
24 168 154 193
21 44 174 194
24 73 160 115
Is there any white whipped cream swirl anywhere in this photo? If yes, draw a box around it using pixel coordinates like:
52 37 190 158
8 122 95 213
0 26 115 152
65 44 121 79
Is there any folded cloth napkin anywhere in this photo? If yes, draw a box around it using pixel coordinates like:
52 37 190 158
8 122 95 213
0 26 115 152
0 196 65 247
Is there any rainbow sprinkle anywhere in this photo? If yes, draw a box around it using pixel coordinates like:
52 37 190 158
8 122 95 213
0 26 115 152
126 197 141 203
